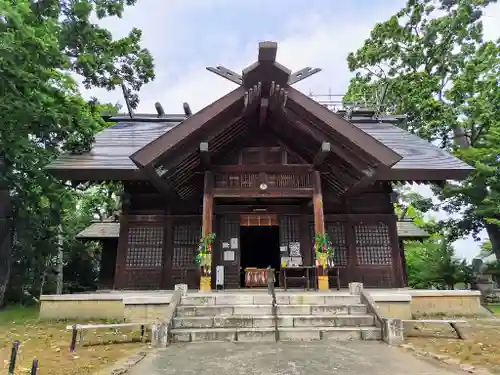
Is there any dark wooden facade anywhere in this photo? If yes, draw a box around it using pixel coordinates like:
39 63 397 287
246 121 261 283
49 41 473 290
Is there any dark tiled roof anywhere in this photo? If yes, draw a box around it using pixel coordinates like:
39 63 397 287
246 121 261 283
46 119 181 171
352 121 472 172
46 111 473 180
77 220 430 240
76 221 119 239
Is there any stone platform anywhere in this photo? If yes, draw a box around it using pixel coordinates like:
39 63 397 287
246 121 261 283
39 288 485 321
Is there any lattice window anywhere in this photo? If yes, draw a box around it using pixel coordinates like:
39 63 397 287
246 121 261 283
326 222 347 266
309 222 347 266
355 223 392 265
125 227 163 268
280 216 300 255
172 223 200 268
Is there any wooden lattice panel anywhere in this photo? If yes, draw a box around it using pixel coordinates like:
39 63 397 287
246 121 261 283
267 173 312 188
172 223 200 268
354 223 392 265
326 222 347 266
240 214 278 226
125 226 163 268
214 173 259 189
309 222 347 266
280 215 300 250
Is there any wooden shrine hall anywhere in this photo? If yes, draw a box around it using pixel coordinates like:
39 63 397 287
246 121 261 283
47 41 473 291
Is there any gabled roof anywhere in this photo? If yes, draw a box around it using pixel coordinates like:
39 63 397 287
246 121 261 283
130 43 402 173
46 41 473 186
46 112 473 182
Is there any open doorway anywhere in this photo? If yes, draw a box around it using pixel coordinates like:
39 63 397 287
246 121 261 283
240 226 280 287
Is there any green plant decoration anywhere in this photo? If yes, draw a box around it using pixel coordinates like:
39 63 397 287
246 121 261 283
195 233 216 269
313 233 333 269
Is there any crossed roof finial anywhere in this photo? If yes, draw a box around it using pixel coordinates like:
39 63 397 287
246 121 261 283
206 41 321 88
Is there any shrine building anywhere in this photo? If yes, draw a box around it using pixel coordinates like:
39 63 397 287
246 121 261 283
46 42 473 291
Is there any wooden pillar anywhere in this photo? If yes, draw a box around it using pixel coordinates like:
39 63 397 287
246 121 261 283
114 195 130 289
114 214 129 289
343 198 358 283
388 216 404 288
200 171 214 289
161 208 173 289
312 170 326 279
399 239 408 287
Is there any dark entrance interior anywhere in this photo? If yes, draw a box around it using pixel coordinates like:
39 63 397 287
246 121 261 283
239 226 280 287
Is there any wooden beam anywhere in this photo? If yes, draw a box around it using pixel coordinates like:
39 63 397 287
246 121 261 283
213 188 313 199
183 102 192 116
259 98 269 127
155 102 165 116
130 86 246 167
286 87 403 168
288 67 322 85
214 205 304 215
210 164 313 173
313 142 331 166
258 41 277 62
206 66 243 85
200 142 210 168
274 109 370 172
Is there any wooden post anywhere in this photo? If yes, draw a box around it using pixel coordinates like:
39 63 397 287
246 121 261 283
312 171 327 289
343 197 358 283
200 171 214 290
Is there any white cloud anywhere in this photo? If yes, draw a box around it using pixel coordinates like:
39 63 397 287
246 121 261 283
81 0 500 261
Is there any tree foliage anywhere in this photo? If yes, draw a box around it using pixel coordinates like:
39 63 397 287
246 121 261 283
396 190 473 289
0 0 154 306
345 0 500 258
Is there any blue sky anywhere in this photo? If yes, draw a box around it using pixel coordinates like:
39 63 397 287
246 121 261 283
83 0 500 261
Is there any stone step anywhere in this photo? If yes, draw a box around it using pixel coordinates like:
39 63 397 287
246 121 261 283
172 314 375 329
170 326 381 343
180 294 361 306
175 304 368 317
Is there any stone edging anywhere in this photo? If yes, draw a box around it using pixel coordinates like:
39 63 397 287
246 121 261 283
400 343 491 374
108 351 147 375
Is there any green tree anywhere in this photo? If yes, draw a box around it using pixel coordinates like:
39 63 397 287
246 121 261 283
0 0 154 306
345 0 500 259
395 187 472 289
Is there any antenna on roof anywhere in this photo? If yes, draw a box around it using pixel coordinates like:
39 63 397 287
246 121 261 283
155 102 165 117
121 82 134 118
183 102 192 117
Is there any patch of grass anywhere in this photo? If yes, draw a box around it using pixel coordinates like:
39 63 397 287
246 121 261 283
406 317 500 373
487 304 500 315
0 305 146 375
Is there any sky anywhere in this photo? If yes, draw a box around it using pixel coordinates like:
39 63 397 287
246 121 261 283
80 0 500 262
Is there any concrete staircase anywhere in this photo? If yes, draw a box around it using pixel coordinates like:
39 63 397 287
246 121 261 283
170 292 381 342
